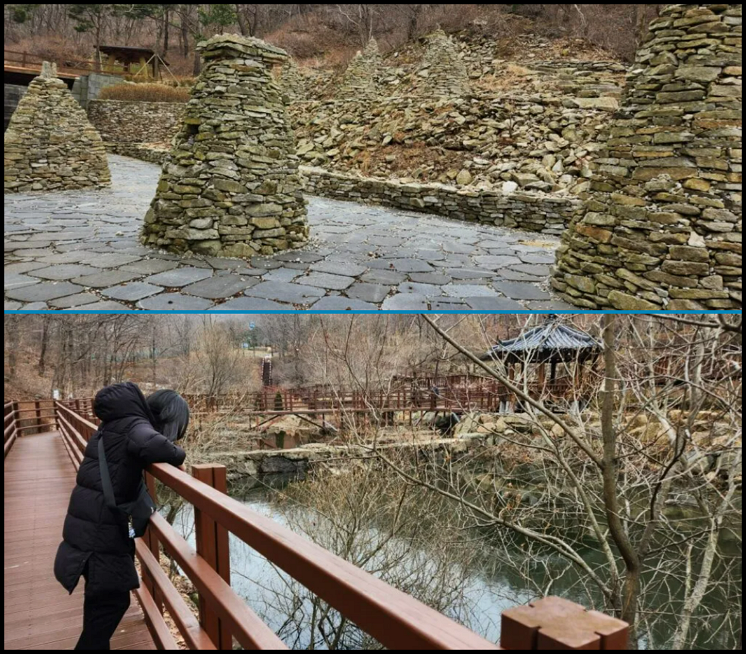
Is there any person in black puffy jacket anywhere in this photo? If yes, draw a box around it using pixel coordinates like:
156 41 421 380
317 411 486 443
54 382 188 651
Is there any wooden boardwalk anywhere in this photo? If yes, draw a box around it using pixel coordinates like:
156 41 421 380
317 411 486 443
4 431 155 650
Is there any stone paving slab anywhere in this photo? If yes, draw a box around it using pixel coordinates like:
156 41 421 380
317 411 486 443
6 281 84 303
180 275 258 299
5 273 40 290
299 272 356 291
102 282 163 302
144 267 213 288
48 292 101 309
29 264 101 281
4 155 572 311
137 293 215 311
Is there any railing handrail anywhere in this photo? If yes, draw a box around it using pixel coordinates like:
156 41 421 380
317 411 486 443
53 401 501 650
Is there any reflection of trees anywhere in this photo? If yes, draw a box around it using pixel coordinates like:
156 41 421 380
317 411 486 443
236 466 484 649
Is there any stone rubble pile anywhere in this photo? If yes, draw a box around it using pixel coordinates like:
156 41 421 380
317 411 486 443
4 62 110 193
289 93 615 194
417 29 471 98
553 3 742 310
142 34 309 258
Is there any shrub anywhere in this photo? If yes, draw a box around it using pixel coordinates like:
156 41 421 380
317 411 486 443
98 83 190 103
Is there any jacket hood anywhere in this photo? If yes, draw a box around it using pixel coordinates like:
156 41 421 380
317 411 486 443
94 382 157 425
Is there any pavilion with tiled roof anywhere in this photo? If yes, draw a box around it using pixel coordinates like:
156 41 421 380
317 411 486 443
481 316 601 400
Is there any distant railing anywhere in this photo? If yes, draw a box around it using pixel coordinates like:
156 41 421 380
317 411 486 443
52 401 629 650
182 377 588 418
4 49 126 77
4 399 58 458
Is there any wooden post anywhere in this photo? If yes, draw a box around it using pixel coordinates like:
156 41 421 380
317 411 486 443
142 472 162 613
501 596 628 649
35 401 42 434
192 464 232 650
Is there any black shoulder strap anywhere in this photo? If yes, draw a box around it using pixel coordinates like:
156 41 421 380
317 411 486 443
97 434 118 510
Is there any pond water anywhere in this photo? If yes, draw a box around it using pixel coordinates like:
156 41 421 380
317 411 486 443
167 482 741 650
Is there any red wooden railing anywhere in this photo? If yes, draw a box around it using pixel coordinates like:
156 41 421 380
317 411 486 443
4 399 58 457
179 375 589 417
46 401 628 650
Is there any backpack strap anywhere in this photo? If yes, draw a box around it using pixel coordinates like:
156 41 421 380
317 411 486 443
97 434 118 510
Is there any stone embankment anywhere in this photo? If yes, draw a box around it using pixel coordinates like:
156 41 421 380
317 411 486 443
302 165 581 235
88 99 184 145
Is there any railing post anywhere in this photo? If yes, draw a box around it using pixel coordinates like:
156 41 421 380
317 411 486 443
192 464 232 650
501 596 629 650
35 400 42 434
142 472 162 614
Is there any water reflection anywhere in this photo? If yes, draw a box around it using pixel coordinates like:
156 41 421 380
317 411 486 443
164 480 741 650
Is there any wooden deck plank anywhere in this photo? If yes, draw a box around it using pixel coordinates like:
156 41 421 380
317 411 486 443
4 432 156 651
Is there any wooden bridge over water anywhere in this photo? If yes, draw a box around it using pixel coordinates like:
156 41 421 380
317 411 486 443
5 399 629 650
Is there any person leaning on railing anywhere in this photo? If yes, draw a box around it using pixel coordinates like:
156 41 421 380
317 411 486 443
53 382 189 651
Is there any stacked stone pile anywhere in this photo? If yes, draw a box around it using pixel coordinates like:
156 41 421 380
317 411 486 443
280 57 306 102
142 34 309 258
363 38 384 76
553 3 742 310
4 62 111 193
337 39 381 101
417 29 471 98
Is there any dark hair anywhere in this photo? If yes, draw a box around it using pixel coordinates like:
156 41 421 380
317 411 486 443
147 390 189 442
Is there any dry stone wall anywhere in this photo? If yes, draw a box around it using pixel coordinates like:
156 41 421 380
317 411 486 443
142 35 309 259
553 4 742 310
4 62 110 193
302 165 581 235
88 100 184 145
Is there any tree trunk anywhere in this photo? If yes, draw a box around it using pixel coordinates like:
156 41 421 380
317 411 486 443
236 4 249 35
94 18 102 72
181 13 189 57
38 316 50 376
601 314 641 647
163 7 170 55
193 48 201 76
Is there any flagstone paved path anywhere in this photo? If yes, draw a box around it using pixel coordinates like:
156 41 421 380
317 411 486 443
5 155 571 311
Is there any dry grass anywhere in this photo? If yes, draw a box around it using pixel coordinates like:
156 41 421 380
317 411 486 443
98 83 190 103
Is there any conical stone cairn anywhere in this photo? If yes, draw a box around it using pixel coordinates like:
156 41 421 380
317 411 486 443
418 29 470 98
553 4 742 310
338 38 381 101
142 34 309 258
4 61 111 193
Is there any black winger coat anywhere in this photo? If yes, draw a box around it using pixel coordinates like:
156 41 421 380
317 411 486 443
54 382 186 594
